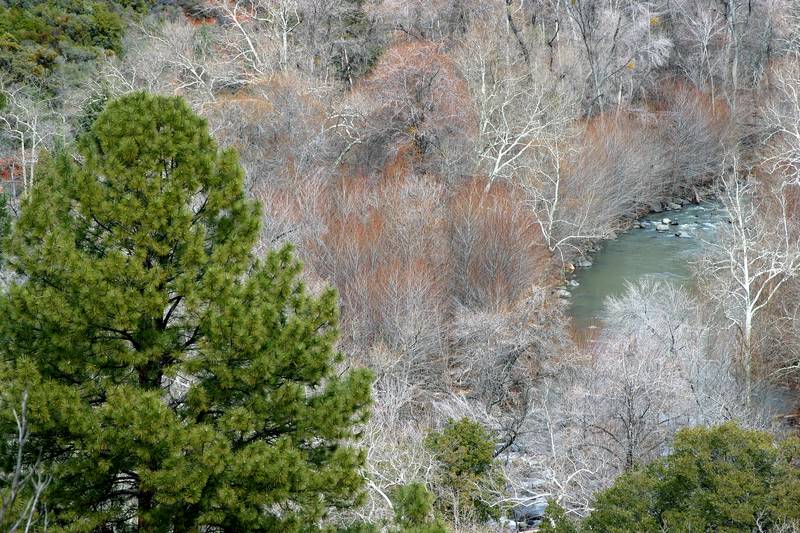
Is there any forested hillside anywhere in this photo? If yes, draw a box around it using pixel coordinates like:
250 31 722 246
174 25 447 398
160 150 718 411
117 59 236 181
1 0 800 531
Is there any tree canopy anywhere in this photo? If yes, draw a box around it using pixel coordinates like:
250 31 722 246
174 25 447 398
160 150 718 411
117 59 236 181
0 91 372 531
577 423 800 532
389 483 447 533
0 0 149 90
425 418 502 522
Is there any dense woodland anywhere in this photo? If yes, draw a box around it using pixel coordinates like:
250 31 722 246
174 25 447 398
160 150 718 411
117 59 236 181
2 0 800 531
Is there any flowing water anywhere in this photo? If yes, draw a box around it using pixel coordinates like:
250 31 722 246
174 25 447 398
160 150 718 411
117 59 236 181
568 202 727 328
567 200 800 421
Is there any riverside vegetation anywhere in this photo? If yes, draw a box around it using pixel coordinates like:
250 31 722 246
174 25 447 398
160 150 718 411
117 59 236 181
2 1 800 532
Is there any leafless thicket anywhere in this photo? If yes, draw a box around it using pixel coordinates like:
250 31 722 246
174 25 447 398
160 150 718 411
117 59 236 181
0 88 64 193
765 53 800 186
0 392 51 532
699 172 800 403
508 280 770 517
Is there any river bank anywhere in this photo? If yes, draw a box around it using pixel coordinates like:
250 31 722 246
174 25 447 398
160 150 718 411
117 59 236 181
557 197 800 428
560 199 726 328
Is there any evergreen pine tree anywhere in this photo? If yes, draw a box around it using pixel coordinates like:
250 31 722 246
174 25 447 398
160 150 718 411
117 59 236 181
390 483 447 533
330 0 382 83
538 500 578 533
425 418 503 522
0 92 372 532
583 423 800 532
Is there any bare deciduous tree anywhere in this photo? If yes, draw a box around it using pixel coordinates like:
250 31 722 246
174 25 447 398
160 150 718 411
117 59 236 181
506 281 761 518
104 17 246 110
699 172 800 404
0 87 62 192
764 53 800 186
671 0 727 103
0 391 51 533
566 0 672 113
455 24 575 193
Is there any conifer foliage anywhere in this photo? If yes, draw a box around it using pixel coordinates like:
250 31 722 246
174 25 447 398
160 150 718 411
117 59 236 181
0 92 372 531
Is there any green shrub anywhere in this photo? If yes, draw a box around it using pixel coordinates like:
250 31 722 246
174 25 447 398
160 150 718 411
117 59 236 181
425 418 505 523
583 423 800 532
390 483 447 533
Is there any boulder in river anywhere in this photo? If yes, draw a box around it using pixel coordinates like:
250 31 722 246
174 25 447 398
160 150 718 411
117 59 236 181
667 202 681 210
675 231 692 238
513 499 547 529
568 279 580 287
555 288 572 298
656 223 670 232
670 220 679 225
661 218 671 224
575 257 593 268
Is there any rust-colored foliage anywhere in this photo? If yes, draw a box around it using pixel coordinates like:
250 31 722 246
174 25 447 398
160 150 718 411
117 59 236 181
187 16 217 26
651 80 732 191
0 157 21 181
304 173 552 355
563 87 728 233
382 142 424 180
564 111 667 226
347 40 477 180
448 178 551 310
650 79 731 124
304 171 552 346
303 174 449 353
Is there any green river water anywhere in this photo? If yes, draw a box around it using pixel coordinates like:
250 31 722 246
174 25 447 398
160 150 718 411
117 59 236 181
568 202 727 328
566 201 798 425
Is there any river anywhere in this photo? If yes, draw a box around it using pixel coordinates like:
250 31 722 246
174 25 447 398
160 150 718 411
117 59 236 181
566 201 800 420
568 201 727 328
